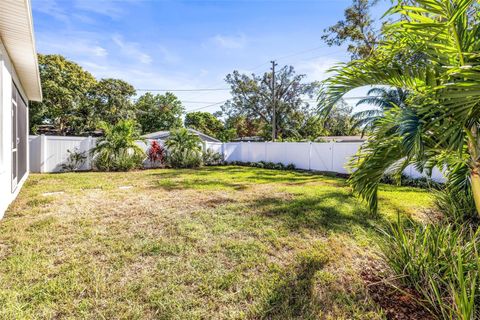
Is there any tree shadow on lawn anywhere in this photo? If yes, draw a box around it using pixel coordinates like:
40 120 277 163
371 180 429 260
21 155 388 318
253 249 329 320
148 168 338 191
247 190 387 235
150 177 250 191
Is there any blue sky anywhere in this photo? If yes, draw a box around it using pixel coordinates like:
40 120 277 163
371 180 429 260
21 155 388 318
32 0 389 113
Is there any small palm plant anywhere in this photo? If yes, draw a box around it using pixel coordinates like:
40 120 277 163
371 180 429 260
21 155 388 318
164 128 203 168
92 119 145 171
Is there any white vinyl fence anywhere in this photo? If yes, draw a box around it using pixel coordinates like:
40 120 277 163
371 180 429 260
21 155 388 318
28 135 445 182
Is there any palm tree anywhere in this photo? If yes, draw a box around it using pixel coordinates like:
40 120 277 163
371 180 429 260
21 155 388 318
351 87 408 135
320 0 480 215
165 128 203 168
92 119 144 171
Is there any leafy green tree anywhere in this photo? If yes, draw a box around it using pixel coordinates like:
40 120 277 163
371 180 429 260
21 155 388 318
323 100 357 136
30 54 97 135
91 119 144 171
322 0 380 60
321 0 480 215
165 128 202 168
222 66 319 140
92 78 136 125
135 92 184 134
224 115 264 139
184 112 224 138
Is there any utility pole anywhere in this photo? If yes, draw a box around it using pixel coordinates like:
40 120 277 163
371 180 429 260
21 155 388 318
271 60 277 141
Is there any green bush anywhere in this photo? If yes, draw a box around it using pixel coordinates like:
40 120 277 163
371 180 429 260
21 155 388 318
380 173 442 189
434 187 478 224
165 128 203 168
92 120 144 171
203 149 224 166
381 221 480 319
61 148 87 172
228 161 296 171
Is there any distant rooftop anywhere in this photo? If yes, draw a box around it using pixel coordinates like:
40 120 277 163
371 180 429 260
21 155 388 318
142 128 220 143
315 136 366 143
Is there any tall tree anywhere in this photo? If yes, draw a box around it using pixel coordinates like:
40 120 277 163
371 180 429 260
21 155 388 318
30 54 97 135
222 66 319 140
323 100 357 136
224 115 263 139
135 92 184 134
184 111 224 138
92 78 136 125
321 0 480 215
322 0 380 60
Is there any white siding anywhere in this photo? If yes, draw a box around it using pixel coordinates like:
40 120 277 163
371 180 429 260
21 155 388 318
0 38 30 218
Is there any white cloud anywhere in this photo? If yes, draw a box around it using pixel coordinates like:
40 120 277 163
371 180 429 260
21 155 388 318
296 57 340 82
112 35 152 64
37 33 108 58
32 0 70 23
73 0 127 19
210 33 247 49
157 46 181 64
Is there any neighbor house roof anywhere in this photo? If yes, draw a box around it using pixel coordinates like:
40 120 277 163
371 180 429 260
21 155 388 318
142 128 221 143
315 136 367 143
0 0 42 101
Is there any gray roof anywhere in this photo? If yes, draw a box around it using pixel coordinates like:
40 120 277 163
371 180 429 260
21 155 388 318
315 136 367 143
142 128 221 143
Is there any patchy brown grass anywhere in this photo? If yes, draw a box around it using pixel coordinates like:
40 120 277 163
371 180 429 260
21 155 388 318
0 166 433 319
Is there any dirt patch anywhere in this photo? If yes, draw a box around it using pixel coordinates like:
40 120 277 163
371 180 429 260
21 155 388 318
361 264 434 320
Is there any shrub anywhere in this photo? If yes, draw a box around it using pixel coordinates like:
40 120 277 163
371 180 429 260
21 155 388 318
147 140 165 167
380 173 442 189
381 221 480 319
434 187 478 224
165 128 202 168
203 149 223 166
286 163 296 170
92 120 144 171
228 161 296 171
61 148 87 172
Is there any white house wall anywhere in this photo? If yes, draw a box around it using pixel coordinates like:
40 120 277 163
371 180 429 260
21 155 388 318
0 38 30 218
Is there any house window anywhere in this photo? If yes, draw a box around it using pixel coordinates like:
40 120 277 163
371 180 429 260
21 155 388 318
11 82 27 191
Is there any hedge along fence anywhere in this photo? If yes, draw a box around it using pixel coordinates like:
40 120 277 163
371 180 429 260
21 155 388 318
28 135 445 182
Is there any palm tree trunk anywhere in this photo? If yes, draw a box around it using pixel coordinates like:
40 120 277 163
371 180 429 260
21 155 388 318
467 127 480 216
472 168 480 216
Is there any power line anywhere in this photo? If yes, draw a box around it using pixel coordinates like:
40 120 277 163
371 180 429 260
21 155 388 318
186 100 228 112
305 96 370 101
181 100 226 104
136 88 229 92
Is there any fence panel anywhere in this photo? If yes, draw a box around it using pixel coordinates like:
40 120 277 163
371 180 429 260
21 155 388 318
265 142 310 169
29 136 42 173
331 142 363 174
205 142 223 154
44 136 93 172
310 143 333 171
29 136 446 182
223 143 242 162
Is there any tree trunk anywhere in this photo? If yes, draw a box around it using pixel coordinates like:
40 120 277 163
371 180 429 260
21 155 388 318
467 127 480 216
471 168 480 216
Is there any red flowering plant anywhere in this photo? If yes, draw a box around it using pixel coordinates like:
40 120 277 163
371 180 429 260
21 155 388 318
147 140 165 166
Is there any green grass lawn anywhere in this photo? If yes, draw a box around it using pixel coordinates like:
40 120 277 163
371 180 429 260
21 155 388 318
0 166 432 319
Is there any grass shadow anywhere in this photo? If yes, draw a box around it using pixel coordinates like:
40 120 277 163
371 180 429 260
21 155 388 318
247 190 386 234
253 248 329 319
148 166 341 191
